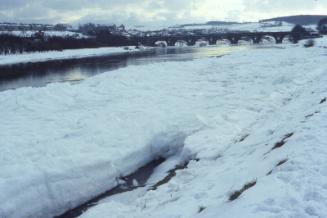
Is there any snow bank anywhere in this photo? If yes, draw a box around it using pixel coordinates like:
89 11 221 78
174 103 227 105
0 46 141 66
79 44 327 217
1 40 327 218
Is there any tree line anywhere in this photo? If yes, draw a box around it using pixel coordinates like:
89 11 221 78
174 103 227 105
318 18 327 34
0 29 132 55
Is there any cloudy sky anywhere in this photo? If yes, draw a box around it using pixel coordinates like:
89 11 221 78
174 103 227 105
0 0 326 26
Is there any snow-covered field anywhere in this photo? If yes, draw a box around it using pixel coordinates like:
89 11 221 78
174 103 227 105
129 21 300 33
180 21 296 32
0 46 141 66
0 37 326 218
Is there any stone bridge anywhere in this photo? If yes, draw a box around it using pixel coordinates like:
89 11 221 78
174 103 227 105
132 31 317 47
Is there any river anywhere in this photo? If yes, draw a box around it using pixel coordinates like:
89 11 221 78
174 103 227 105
0 45 247 91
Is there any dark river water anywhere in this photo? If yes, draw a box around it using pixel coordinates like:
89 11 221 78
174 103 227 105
0 46 247 91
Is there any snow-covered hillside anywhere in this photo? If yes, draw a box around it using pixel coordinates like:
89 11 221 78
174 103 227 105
128 21 298 33
0 38 326 218
179 21 295 32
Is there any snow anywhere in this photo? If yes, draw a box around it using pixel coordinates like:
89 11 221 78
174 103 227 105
0 37 327 218
0 46 142 66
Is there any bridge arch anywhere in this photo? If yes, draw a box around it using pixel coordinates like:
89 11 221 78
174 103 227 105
260 35 276 44
195 38 209 47
238 36 253 45
185 37 208 46
216 39 231 45
270 33 291 44
207 37 219 45
174 40 188 47
154 41 168 47
281 34 294 43
165 38 177 47
226 35 240 45
185 38 197 46
136 38 158 47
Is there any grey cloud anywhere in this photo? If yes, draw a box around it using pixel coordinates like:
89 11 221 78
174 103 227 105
0 0 31 10
0 0 326 25
43 0 151 10
243 0 327 15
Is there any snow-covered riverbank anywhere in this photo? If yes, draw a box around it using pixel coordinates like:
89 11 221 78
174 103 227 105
0 38 326 218
80 43 327 218
0 46 141 66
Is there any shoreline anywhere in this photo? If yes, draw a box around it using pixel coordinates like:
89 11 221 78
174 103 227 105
0 46 146 66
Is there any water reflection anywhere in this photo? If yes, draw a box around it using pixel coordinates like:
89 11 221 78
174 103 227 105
0 46 246 91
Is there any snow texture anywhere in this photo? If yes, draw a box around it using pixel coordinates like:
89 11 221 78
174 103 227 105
0 37 327 218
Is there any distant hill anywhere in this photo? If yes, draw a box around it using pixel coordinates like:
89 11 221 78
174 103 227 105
178 21 240 28
260 15 327 25
205 21 240 26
